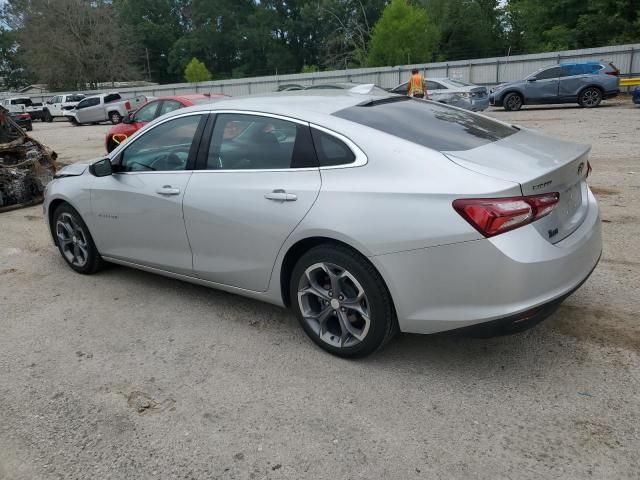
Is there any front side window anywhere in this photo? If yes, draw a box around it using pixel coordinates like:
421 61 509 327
119 115 202 172
77 98 99 109
535 66 562 80
311 129 355 167
206 113 317 170
133 102 159 123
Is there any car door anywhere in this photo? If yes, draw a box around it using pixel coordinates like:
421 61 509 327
524 66 561 103
89 113 206 275
559 64 595 100
75 97 101 123
49 96 62 116
183 112 322 291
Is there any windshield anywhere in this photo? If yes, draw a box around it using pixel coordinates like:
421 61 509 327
333 97 517 152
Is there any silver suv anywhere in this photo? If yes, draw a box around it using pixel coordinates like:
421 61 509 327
490 62 620 111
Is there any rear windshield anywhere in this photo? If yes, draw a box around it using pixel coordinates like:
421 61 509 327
333 97 517 151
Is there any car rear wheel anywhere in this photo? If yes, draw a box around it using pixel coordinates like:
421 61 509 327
53 204 103 274
109 111 122 124
290 244 397 358
43 110 53 122
579 87 602 108
503 92 523 111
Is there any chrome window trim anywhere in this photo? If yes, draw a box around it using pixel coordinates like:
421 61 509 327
193 109 368 172
308 123 367 169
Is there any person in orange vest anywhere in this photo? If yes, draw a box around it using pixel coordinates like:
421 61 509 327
407 68 427 99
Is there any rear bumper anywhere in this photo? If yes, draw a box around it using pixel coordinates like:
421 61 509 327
372 189 602 334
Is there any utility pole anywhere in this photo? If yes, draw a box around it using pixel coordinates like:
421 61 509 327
145 48 151 81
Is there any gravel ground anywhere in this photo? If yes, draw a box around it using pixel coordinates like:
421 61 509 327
1 100 639 479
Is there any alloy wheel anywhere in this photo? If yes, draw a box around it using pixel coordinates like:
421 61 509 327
506 94 522 110
581 89 601 107
56 212 89 267
297 262 371 348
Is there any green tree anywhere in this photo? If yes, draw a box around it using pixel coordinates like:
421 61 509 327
114 0 186 84
422 0 506 60
367 0 438 67
184 57 212 82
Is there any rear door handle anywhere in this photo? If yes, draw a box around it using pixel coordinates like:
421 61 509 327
156 185 180 196
265 189 297 202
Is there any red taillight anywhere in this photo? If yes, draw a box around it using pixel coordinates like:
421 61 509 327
19 113 29 119
124 101 131 110
586 161 592 178
453 193 560 237
606 63 620 76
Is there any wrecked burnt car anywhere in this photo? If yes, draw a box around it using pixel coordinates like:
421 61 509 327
0 105 58 212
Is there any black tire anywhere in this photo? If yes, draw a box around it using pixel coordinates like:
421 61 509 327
503 92 523 111
109 111 122 124
290 244 397 358
43 110 53 122
52 203 103 274
578 87 602 108
26 124 33 132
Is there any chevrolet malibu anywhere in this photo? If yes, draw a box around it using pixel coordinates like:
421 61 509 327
44 93 602 358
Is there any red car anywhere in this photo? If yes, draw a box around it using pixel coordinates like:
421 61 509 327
105 94 226 152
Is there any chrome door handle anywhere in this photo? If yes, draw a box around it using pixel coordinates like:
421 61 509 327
265 189 297 202
156 185 180 196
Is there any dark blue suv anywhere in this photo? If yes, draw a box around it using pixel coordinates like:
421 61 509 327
490 62 620 111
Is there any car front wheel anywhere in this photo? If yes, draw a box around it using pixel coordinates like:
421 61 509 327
53 204 103 274
290 244 397 358
503 92 523 111
579 87 602 108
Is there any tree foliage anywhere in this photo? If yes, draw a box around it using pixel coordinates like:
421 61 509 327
184 57 213 82
1 0 139 91
367 0 438 66
1 0 639 90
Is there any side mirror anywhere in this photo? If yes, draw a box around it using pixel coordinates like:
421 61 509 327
122 114 132 124
89 158 113 177
527 77 537 82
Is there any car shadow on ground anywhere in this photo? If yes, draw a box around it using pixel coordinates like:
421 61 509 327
94 263 590 377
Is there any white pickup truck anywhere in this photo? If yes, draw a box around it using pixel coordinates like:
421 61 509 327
65 92 149 125
1 97 45 121
42 93 86 122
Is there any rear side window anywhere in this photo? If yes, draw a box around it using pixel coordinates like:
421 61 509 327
67 94 85 102
333 98 517 152
206 113 317 170
104 94 121 103
311 129 355 166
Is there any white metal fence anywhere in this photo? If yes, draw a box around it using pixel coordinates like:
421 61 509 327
8 43 640 103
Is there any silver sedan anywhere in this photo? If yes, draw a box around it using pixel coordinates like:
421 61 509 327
44 92 602 357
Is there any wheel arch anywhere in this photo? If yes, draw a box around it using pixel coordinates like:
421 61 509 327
278 236 394 311
502 90 525 103
578 84 604 96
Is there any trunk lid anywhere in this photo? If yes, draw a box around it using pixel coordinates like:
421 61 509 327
444 128 591 243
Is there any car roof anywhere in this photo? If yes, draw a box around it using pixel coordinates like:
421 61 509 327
559 61 604 66
169 91 393 119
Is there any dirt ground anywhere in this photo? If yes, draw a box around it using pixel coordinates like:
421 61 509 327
1 101 639 479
